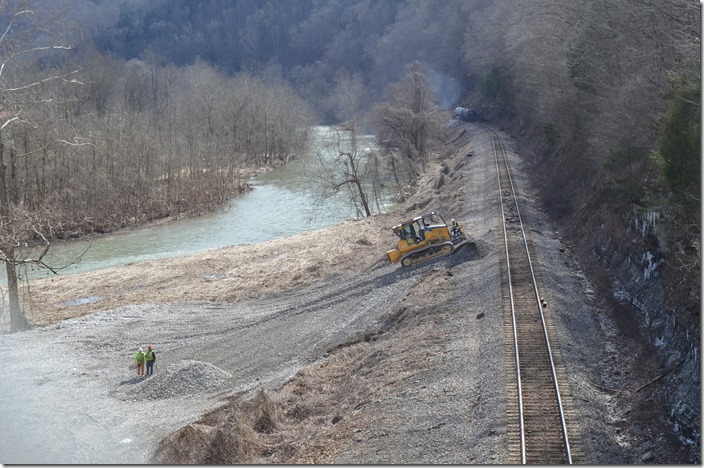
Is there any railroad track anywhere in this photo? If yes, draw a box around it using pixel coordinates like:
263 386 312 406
481 124 573 464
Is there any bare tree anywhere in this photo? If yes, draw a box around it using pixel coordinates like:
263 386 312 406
310 123 381 218
0 1 82 332
326 70 370 123
370 62 445 176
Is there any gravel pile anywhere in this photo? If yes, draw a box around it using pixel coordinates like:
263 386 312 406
117 360 232 401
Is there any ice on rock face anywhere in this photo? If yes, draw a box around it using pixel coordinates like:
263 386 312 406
643 251 656 280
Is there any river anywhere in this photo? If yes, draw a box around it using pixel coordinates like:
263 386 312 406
10 126 389 282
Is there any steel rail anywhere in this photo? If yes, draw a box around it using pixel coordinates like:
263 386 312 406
489 127 527 463
482 123 572 464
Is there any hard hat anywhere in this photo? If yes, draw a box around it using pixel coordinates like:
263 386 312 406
138 347 143 352
147 346 152 350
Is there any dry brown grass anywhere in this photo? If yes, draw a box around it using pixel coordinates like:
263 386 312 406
20 215 396 326
153 405 265 464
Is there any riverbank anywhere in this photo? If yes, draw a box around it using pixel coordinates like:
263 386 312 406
13 126 395 326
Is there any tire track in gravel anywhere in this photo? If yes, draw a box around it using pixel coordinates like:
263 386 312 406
166 262 415 343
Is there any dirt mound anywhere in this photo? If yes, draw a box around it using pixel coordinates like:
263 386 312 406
116 360 232 401
151 389 281 464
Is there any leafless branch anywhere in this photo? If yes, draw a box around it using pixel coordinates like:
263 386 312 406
1 68 81 93
0 9 33 47
58 137 95 147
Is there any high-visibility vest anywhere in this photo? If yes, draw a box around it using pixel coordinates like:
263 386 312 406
134 352 145 363
145 350 155 361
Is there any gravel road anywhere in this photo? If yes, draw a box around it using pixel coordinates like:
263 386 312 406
0 122 693 464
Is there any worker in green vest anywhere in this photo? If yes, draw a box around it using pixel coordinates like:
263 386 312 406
134 347 146 376
145 345 156 376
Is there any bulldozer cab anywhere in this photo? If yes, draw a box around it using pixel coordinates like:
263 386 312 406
392 211 449 245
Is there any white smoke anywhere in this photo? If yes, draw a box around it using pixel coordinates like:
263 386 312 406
427 69 460 109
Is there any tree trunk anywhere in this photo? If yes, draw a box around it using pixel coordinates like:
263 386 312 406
354 178 371 217
346 151 371 217
6 257 29 332
0 133 29 332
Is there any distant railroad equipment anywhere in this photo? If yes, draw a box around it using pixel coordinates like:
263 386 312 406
387 211 469 267
454 106 476 122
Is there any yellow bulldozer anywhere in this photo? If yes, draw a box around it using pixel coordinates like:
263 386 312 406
387 211 469 267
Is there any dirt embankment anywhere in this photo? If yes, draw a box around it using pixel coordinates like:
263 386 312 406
149 125 502 464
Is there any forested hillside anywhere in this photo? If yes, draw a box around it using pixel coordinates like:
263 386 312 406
87 0 469 121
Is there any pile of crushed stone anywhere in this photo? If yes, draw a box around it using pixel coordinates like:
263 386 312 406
115 360 232 401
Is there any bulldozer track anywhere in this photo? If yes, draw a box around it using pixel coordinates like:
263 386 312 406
401 242 453 267
481 124 574 464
